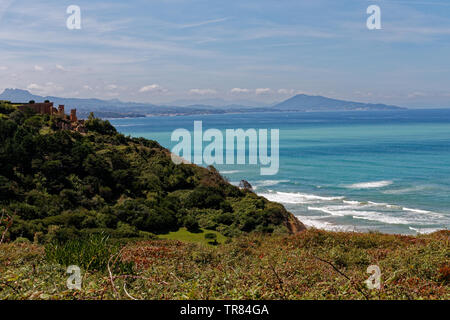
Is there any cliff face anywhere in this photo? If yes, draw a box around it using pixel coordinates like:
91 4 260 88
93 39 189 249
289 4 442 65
286 212 307 233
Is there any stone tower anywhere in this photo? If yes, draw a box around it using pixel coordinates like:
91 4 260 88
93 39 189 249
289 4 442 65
70 109 77 122
58 105 65 115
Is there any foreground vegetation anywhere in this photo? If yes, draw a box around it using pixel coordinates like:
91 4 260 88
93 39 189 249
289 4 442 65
0 229 448 300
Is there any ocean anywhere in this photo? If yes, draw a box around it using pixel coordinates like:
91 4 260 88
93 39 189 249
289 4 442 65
109 109 450 235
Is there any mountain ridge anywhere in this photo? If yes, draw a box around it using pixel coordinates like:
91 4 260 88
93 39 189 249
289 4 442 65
0 88 406 118
273 94 404 111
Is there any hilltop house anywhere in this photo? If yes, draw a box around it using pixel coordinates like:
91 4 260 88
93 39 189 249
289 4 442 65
17 101 85 132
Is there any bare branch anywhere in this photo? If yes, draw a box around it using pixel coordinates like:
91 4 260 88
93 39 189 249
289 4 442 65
268 262 287 299
123 282 138 300
311 254 370 300
107 252 121 299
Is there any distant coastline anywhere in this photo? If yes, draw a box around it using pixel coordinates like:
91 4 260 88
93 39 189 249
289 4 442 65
1 88 406 120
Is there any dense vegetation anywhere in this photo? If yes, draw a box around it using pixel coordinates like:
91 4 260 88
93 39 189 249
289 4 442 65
0 229 448 299
0 101 302 243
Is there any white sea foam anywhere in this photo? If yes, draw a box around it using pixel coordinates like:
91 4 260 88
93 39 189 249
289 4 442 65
382 186 427 195
219 170 241 174
308 206 411 225
252 180 289 190
343 200 360 205
308 206 345 216
295 216 356 232
403 207 431 214
313 201 397 213
402 207 444 218
254 180 289 186
258 189 447 230
259 191 344 204
361 201 444 219
352 213 410 225
408 227 442 234
367 201 400 209
346 180 393 189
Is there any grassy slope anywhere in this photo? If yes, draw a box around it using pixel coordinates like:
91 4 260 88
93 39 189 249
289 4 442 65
157 227 227 245
0 229 448 300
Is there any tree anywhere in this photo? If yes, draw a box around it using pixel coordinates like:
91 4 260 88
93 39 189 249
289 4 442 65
184 215 200 233
204 232 218 245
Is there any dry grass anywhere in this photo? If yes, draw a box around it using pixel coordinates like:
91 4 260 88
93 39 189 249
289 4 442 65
0 229 448 300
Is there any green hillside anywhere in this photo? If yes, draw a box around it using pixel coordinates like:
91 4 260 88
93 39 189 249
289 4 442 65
0 101 304 243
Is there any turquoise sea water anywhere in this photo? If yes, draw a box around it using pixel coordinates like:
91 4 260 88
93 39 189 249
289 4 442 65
110 109 450 235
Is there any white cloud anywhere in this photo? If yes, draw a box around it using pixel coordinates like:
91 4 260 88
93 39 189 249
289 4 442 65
106 84 118 90
34 65 44 71
27 82 64 94
27 83 43 90
230 88 250 94
354 91 373 97
0 66 7 71
181 17 228 29
277 89 295 95
83 85 93 90
255 88 271 95
139 84 167 93
189 88 217 95
55 64 67 71
105 92 120 97
407 91 427 98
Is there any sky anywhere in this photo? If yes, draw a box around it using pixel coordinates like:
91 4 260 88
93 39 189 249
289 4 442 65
0 0 450 108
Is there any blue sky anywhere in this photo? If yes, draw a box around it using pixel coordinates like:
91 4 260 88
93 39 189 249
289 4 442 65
0 0 449 107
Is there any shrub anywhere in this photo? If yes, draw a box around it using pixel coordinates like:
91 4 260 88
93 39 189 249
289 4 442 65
204 232 218 245
184 216 200 233
45 233 133 273
14 237 31 244
204 233 217 240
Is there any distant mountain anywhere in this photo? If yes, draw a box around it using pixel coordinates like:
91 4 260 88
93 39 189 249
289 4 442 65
0 88 267 118
1 89 406 118
0 89 221 118
0 88 145 118
272 94 404 111
0 88 42 102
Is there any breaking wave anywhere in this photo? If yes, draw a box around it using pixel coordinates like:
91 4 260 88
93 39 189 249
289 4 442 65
219 170 242 174
346 180 393 189
259 191 344 204
257 189 448 231
408 227 442 234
